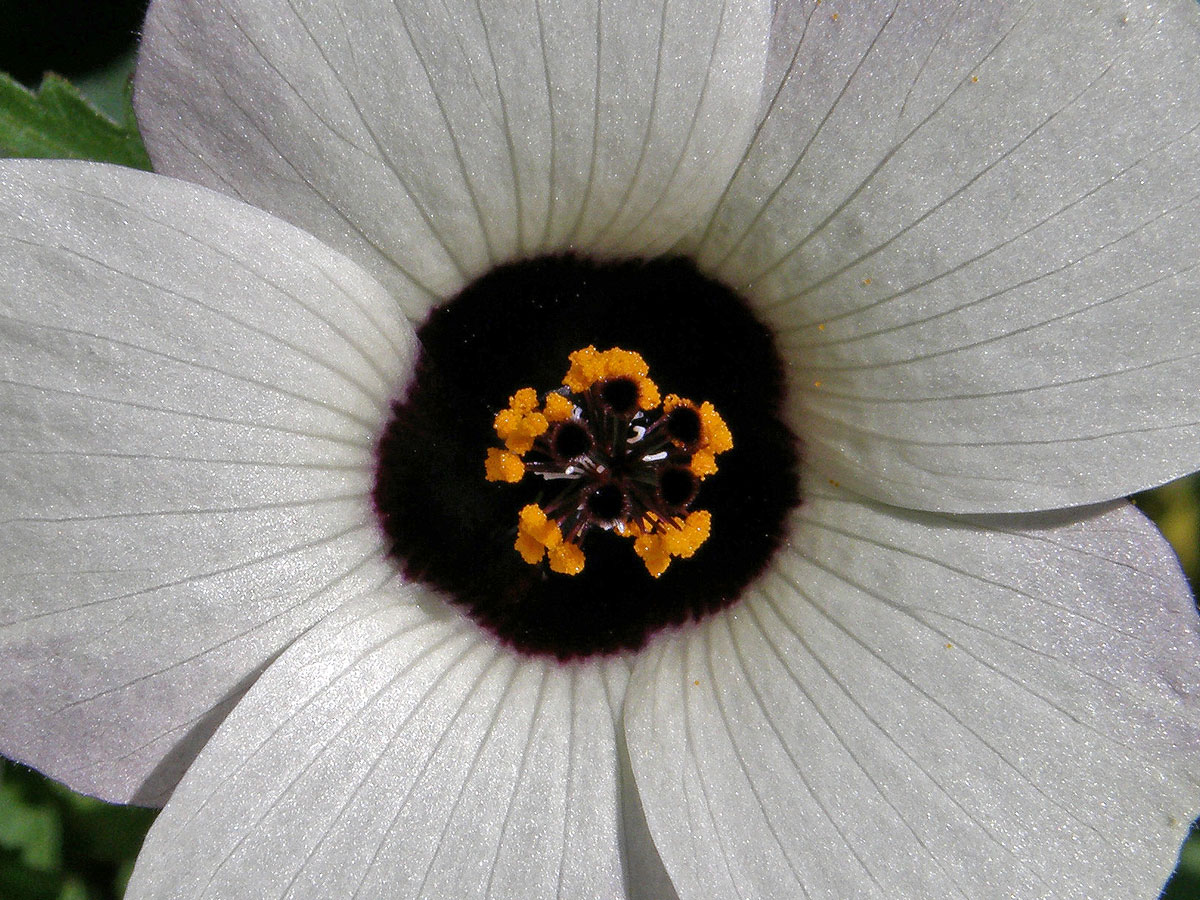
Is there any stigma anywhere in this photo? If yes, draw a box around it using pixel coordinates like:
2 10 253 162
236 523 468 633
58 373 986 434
484 346 732 577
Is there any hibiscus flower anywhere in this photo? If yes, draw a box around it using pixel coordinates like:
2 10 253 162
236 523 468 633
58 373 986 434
3 0 1200 898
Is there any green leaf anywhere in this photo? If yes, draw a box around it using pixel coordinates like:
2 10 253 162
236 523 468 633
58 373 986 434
56 876 89 900
0 771 62 872
0 71 150 169
1161 824 1200 900
0 846 64 900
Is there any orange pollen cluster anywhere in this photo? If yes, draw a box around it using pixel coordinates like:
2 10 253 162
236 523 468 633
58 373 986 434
483 347 732 577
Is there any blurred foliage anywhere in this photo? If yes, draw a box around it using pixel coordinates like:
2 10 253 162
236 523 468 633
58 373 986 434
1135 474 1200 898
1167 828 1200 900
1135 477 1200 588
0 758 154 900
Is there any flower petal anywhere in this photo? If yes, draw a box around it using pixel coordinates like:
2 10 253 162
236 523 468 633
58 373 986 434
613 662 684 900
123 593 628 900
0 160 417 804
699 0 1200 511
626 477 1200 899
135 0 771 317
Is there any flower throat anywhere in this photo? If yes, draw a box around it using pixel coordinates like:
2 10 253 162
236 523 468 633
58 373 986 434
373 255 799 659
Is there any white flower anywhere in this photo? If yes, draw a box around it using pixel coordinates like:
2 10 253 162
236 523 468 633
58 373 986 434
3 0 1200 898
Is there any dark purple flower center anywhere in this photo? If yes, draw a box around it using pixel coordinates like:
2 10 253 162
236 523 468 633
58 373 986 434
373 254 800 660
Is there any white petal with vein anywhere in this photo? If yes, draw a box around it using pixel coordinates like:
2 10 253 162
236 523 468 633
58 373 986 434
700 0 1200 511
627 476 1200 900
0 160 417 804
125 594 627 900
136 0 771 317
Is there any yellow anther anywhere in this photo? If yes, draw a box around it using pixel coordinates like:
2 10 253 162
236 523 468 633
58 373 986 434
626 510 712 578
562 347 595 390
514 504 585 575
699 403 733 454
637 378 661 410
484 447 526 483
542 392 575 422
514 530 547 565
510 387 540 414
661 510 712 559
690 451 719 478
664 395 732 478
690 402 733 476
563 346 660 410
494 387 549 454
547 541 586 576
633 535 672 578
488 349 728 578
515 504 561 565
662 393 688 415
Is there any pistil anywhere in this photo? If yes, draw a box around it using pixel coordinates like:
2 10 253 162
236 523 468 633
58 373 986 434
485 346 732 577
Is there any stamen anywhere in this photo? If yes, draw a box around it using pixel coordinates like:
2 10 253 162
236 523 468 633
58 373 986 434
494 387 549 454
515 503 563 565
542 392 575 422
626 510 712 578
484 447 525 483
563 346 661 410
483 347 732 577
